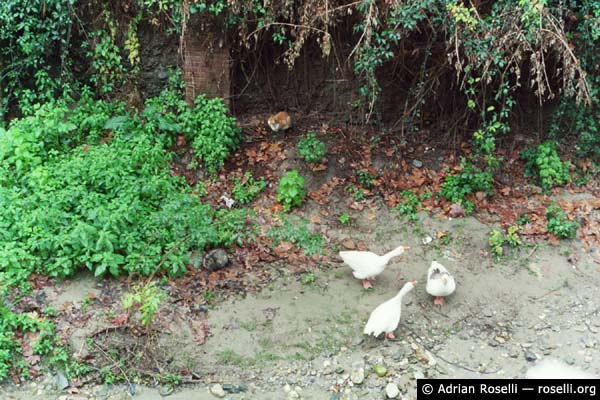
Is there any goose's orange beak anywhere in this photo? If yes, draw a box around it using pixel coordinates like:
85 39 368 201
403 246 410 251
411 280 418 285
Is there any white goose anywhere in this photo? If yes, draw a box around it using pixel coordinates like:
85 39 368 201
340 245 410 289
363 280 417 340
526 359 598 379
426 261 456 306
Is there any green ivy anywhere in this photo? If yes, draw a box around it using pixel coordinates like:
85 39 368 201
521 141 571 190
297 132 326 164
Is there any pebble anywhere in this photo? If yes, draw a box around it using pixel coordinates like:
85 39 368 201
210 383 226 398
524 351 537 362
350 368 365 385
55 372 69 390
373 364 388 377
412 159 423 168
385 382 400 399
413 369 425 380
223 383 247 393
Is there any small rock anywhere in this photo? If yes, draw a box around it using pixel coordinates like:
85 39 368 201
210 383 226 398
373 364 388 377
94 386 110 398
158 70 169 80
495 336 506 344
335 367 345 374
223 383 247 393
342 239 356 250
412 159 423 169
350 368 365 385
385 382 400 399
422 236 433 245
524 351 537 362
55 372 69 390
413 369 425 380
204 249 230 271
284 384 292 393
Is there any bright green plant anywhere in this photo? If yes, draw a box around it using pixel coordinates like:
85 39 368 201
185 95 242 173
488 226 521 259
396 189 430 222
440 159 493 212
356 170 375 188
0 304 74 381
521 142 571 190
346 185 365 201
505 225 522 247
546 204 579 239
297 132 326 163
232 172 267 204
277 170 306 211
122 281 166 327
0 96 255 284
339 213 350 226
517 213 532 226
0 0 75 118
267 215 325 256
301 272 316 286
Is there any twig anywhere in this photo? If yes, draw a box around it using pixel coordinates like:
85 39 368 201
529 279 568 301
92 341 133 387
524 244 538 260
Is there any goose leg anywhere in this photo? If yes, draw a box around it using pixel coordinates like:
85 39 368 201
385 332 396 340
434 296 445 306
362 279 373 289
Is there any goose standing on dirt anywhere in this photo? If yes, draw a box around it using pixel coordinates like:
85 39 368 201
340 245 410 289
526 359 598 379
426 261 456 306
363 280 417 340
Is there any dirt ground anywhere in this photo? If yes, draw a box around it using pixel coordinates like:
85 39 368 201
2 202 599 400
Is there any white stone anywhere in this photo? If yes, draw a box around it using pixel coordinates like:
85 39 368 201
385 382 400 398
210 384 226 398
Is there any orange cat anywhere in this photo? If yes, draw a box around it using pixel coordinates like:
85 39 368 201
267 111 292 132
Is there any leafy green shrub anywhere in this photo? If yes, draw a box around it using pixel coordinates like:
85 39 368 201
0 0 74 118
440 159 493 212
277 170 305 211
0 304 68 381
488 226 521 259
356 170 375 188
521 142 571 189
546 204 579 239
143 86 242 173
346 185 365 201
396 189 431 222
0 99 254 283
185 96 242 173
232 172 267 204
297 132 326 163
122 281 166 328
267 215 324 256
339 213 350 226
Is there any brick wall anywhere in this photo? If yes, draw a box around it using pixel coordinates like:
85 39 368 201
183 27 231 106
